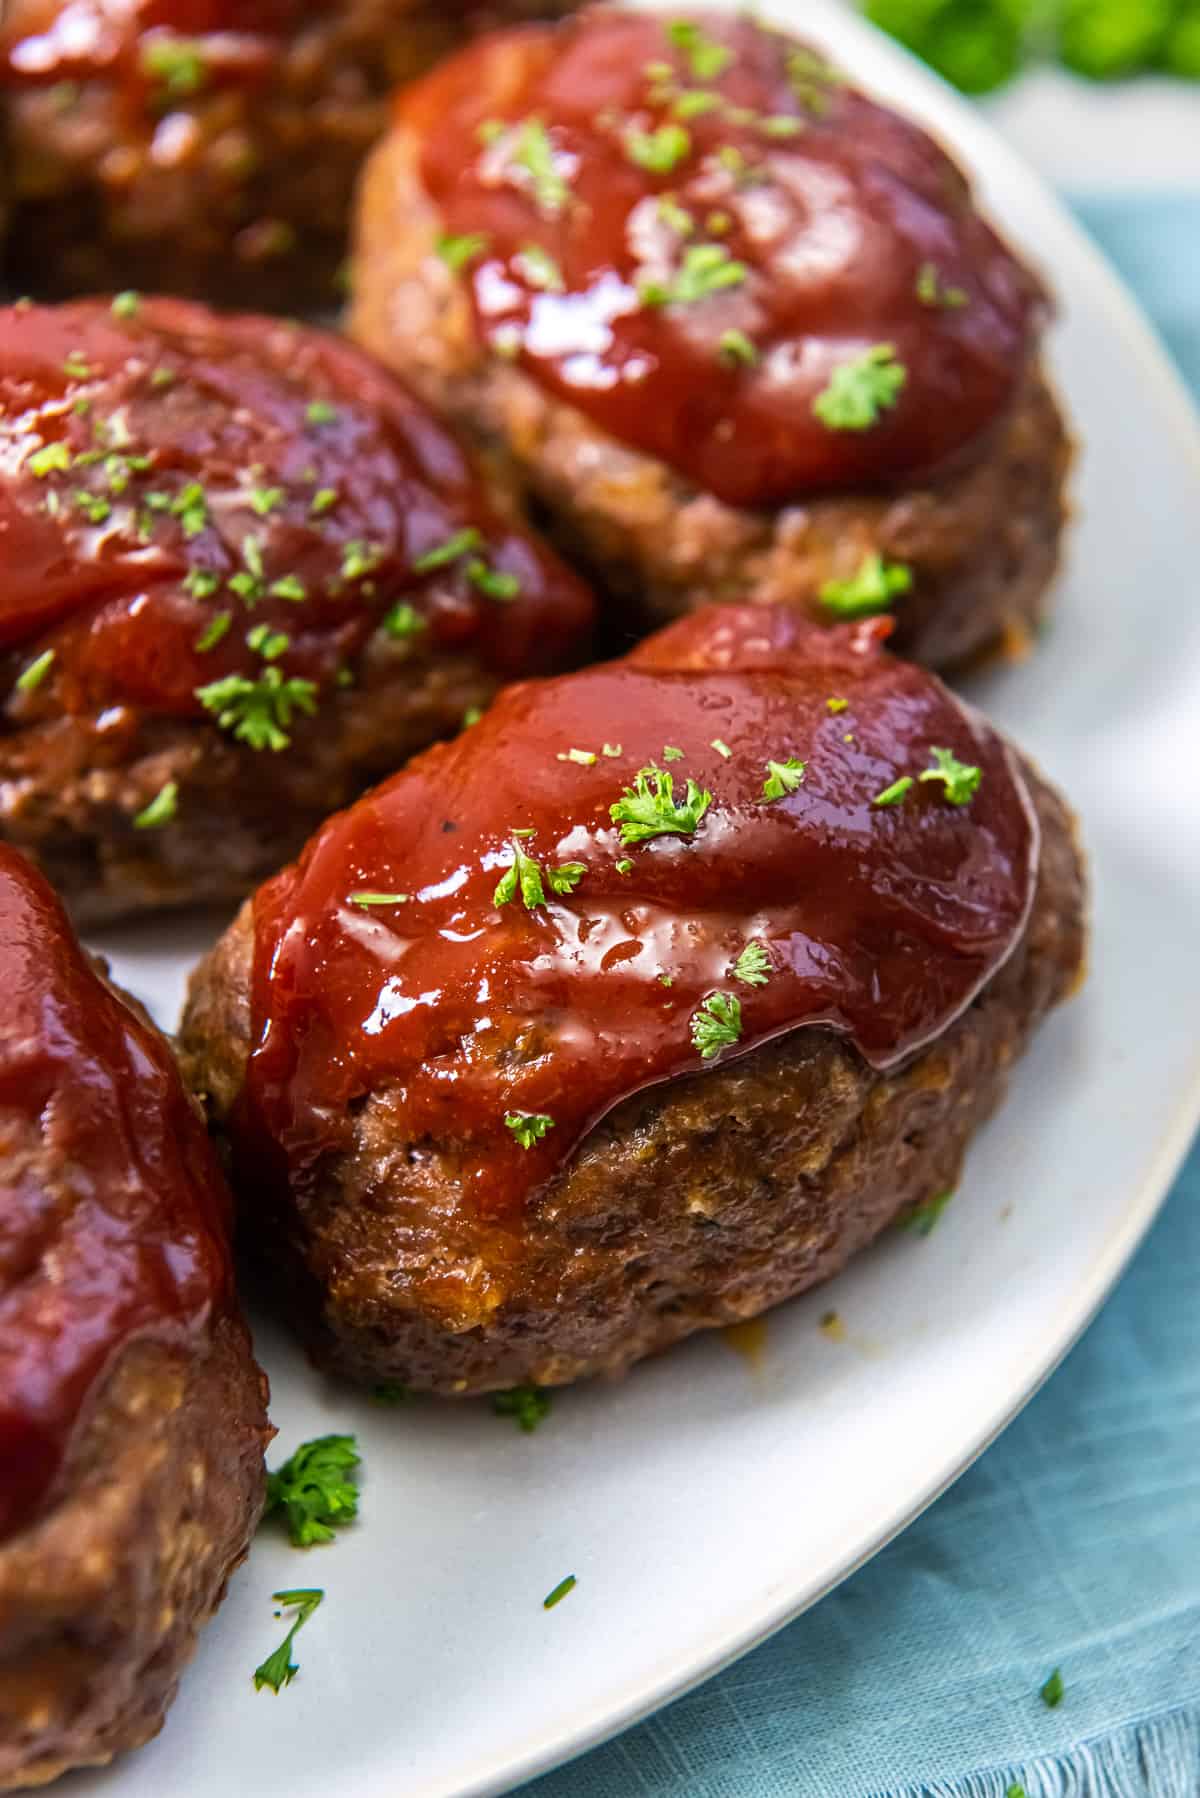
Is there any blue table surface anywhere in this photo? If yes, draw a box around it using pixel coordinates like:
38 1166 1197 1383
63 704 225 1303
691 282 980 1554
516 194 1200 1798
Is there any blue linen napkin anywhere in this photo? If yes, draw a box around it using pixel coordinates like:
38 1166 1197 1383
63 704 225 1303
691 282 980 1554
516 197 1200 1798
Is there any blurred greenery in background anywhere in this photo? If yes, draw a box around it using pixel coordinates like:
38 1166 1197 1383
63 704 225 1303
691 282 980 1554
863 0 1200 91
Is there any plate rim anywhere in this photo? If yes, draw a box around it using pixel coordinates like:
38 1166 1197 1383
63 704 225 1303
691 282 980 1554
425 6 1200 1793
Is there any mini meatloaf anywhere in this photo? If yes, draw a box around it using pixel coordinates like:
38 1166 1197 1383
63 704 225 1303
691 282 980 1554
0 296 593 925
0 845 270 1790
0 0 577 310
180 603 1086 1395
350 7 1072 672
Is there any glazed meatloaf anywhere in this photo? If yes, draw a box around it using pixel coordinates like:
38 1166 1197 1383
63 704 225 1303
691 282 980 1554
180 603 1086 1395
350 6 1072 672
0 0 577 311
0 845 270 1790
0 296 592 925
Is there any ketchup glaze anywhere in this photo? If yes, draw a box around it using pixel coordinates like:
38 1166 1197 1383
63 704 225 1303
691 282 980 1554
0 845 234 1543
405 8 1046 509
241 604 1039 1226
0 298 591 732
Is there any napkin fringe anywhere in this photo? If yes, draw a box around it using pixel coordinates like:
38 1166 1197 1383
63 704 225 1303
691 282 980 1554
875 1702 1200 1798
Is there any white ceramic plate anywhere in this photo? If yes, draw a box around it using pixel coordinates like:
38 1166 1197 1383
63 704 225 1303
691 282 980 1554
80 4 1200 1794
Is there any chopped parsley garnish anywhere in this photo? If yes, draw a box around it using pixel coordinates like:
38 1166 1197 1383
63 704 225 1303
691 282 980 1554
1006 1787 1027 1798
657 194 695 235
602 742 622 758
732 942 771 986
873 774 915 807
826 696 848 714
466 559 521 601
350 891 409 907
640 242 747 307
666 19 733 78
340 540 383 583
626 123 692 173
415 527 482 573
901 1188 955 1236
383 601 427 638
249 485 284 516
437 231 490 272
615 858 633 874
141 36 208 98
246 624 290 661
230 534 266 603
673 87 722 118
195 667 318 751
718 329 758 367
813 344 907 430
916 261 968 309
253 1589 323 1695
73 489 111 523
761 757 806 800
494 837 547 909
184 568 221 600
16 648 55 694
1040 1668 1064 1709
270 573 307 602
62 351 91 381
493 1384 551 1430
305 400 339 427
133 781 178 830
546 861 586 894
662 745 684 761
557 747 596 765
505 1111 556 1149
920 746 982 805
543 1574 577 1610
111 290 140 319
513 117 570 214
195 611 231 652
691 991 743 1059
264 1435 361 1548
310 486 338 516
711 737 732 757
462 706 483 729
151 365 176 389
29 441 71 477
611 764 712 843
515 244 565 292
819 553 913 618
761 113 804 137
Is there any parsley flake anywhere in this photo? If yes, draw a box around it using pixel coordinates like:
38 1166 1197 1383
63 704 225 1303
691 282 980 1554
813 344 907 431
513 117 570 214
662 745 684 762
111 290 140 319
269 573 307 602
264 1435 361 1548
310 486 338 516
615 858 633 874
919 746 981 805
711 737 732 757
1040 1668 1065 1709
195 611 231 651
16 649 55 694
505 1111 555 1150
253 1589 323 1696
547 861 586 894
305 400 339 426
133 781 178 829
466 559 521 601
666 19 733 78
873 774 915 807
247 624 290 661
493 1385 551 1431
62 351 91 381
341 540 383 582
762 757 806 799
626 123 692 173
195 667 318 751
691 991 743 1059
819 553 912 618
437 231 490 272
657 194 695 235
901 1188 955 1236
29 441 71 477
826 696 848 714
732 942 771 986
611 764 712 843
383 601 427 639
494 837 547 910
557 747 596 765
514 244 565 292
641 242 747 307
543 1574 577 1610
184 567 220 600
249 485 284 517
414 527 482 573
141 36 208 98
718 329 758 367
350 891 409 908
72 489 111 523
916 262 968 309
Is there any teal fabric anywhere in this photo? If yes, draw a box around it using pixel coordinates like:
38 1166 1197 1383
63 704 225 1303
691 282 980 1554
516 199 1200 1798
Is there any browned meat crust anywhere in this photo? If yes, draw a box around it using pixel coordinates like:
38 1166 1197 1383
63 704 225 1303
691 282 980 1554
0 1318 269 1790
0 0 574 311
179 765 1085 1396
349 124 1072 672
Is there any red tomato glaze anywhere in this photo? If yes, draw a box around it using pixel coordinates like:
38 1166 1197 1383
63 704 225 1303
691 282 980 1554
406 9 1046 508
0 845 234 1543
0 298 592 725
241 605 1039 1226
